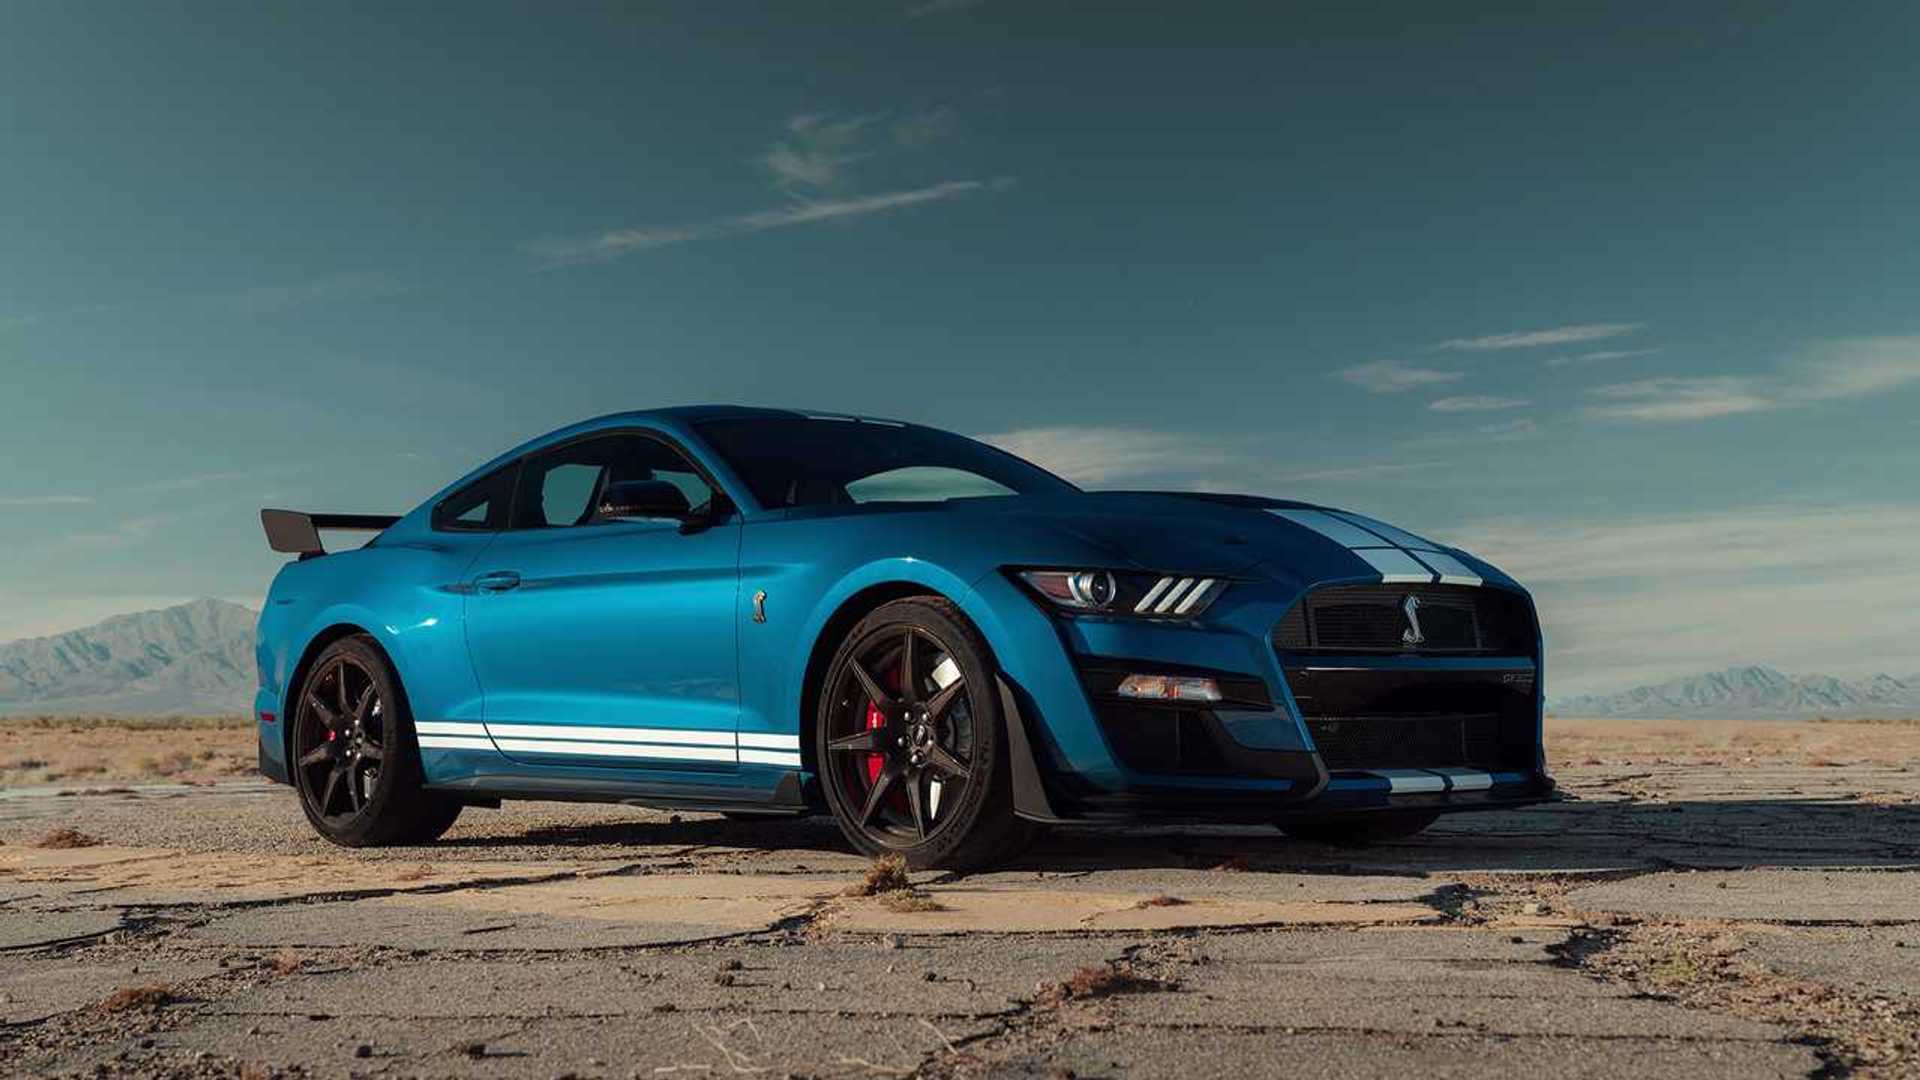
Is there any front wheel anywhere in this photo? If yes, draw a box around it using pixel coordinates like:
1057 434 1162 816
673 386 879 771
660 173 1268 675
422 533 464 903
815 598 1035 871
1276 810 1441 846
290 635 463 847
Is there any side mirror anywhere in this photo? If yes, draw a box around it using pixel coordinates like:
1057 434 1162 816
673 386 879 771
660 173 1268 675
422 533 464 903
595 480 692 523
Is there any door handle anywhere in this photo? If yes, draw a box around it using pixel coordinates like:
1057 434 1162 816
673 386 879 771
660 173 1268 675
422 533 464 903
474 570 522 593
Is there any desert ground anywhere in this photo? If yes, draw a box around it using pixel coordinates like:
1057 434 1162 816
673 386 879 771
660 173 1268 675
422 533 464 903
2 717 1916 1079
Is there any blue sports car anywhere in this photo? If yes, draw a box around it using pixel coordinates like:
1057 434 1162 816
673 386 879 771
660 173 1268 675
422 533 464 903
255 406 1551 868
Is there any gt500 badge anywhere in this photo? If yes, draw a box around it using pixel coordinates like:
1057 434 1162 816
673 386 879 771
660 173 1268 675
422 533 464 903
1500 672 1536 691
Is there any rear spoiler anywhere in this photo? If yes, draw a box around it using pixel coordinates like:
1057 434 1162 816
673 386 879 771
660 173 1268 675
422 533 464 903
261 509 400 557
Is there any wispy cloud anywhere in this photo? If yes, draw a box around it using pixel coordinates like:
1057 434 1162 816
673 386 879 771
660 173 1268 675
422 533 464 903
890 107 957 150
762 113 883 193
1449 501 1920 696
532 179 1007 266
1428 395 1530 412
1275 460 1451 484
1586 335 1920 422
69 515 169 548
979 426 1228 487
1433 322 1642 352
1585 377 1772 421
1476 417 1540 441
1334 360 1465 394
1547 347 1662 367
904 0 987 16
130 469 280 494
0 494 94 508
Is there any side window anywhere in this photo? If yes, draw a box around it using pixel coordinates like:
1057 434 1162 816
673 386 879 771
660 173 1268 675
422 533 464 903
510 432 717 530
432 464 518 532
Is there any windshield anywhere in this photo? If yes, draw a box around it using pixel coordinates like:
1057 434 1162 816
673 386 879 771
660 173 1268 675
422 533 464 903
696 418 1078 509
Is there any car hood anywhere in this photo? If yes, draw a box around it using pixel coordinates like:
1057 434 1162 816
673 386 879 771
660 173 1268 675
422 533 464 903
932 491 1513 591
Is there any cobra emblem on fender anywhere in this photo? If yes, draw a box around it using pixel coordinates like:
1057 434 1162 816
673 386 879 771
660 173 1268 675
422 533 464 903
1401 594 1426 647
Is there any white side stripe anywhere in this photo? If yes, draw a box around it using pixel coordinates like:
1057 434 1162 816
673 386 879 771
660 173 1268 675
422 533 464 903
492 738 736 763
1371 768 1448 793
417 721 488 736
418 735 496 751
484 723 733 746
737 749 803 768
737 732 801 750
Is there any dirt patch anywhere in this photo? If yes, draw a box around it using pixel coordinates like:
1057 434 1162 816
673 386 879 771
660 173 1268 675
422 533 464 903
31 827 102 849
1559 923 1920 1077
0 715 254 786
1039 963 1173 1005
98 985 174 1013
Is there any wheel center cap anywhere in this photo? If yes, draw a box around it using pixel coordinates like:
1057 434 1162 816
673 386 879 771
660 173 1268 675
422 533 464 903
906 720 935 764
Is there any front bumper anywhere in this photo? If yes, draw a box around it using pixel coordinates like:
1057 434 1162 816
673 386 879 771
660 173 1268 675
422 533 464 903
970 571 1553 823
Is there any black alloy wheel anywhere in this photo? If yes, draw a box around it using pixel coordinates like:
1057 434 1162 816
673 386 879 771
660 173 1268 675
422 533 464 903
816 597 1034 869
290 635 463 847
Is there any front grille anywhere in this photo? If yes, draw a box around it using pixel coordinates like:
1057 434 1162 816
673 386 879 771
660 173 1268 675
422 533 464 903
1305 713 1501 770
1273 584 1533 655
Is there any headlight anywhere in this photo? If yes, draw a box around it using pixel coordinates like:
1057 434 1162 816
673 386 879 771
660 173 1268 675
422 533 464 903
1013 569 1226 618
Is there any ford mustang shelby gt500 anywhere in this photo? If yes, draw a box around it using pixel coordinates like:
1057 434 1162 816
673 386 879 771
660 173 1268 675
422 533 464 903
255 406 1551 868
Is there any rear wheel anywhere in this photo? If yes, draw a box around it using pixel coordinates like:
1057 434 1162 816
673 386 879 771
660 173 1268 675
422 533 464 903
290 636 463 847
1276 810 1441 846
815 598 1034 871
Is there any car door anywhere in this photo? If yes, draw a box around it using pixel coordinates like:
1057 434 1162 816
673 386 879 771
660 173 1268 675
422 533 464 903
463 429 743 771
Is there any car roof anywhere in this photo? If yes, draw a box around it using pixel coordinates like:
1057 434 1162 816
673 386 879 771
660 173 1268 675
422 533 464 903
575 404 912 426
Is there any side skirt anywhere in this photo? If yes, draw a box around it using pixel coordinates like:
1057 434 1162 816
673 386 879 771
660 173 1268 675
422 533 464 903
425 769 809 815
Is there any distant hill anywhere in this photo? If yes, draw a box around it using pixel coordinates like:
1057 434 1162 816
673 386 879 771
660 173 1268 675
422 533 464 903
0 599 258 716
1551 665 1920 719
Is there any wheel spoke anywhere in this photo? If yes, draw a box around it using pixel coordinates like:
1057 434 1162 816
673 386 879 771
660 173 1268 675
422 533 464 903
351 684 376 726
306 692 341 732
858 764 896 825
320 765 345 814
346 766 364 811
335 662 351 717
923 678 964 722
898 631 918 704
828 728 888 753
923 742 970 781
298 743 335 768
904 770 928 838
358 739 384 762
850 660 895 711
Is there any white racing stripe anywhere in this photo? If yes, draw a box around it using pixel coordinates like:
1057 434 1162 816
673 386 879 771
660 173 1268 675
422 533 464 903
1370 768 1448 793
1427 768 1494 791
1271 509 1388 548
1353 548 1438 584
1408 550 1483 587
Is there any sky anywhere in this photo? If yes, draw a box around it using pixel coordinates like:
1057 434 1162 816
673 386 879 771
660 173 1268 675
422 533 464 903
3 1 1918 696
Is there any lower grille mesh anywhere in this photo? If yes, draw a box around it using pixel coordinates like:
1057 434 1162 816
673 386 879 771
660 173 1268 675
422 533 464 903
1305 713 1502 771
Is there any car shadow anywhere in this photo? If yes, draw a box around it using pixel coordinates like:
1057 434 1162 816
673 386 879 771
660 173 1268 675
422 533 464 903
433 795 1920 875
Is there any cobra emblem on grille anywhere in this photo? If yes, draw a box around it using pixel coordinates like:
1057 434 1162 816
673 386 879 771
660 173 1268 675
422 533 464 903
1400 594 1426 647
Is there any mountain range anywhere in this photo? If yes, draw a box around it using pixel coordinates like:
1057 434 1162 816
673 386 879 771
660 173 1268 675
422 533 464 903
2 600 1915 720
0 598 259 716
1551 665 1920 719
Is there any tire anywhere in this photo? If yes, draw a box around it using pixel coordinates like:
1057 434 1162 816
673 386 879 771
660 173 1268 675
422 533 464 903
1276 810 1441 847
814 597 1036 871
288 635 463 847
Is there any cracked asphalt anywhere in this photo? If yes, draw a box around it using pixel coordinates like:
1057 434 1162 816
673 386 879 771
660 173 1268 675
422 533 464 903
2 719 1916 1079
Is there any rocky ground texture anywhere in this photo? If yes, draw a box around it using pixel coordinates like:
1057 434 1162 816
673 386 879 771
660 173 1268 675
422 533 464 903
1 718 1915 1078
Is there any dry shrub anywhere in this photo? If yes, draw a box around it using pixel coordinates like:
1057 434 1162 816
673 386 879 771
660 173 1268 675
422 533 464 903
392 863 436 882
846 854 912 896
1040 963 1170 1005
33 826 102 849
878 890 945 913
268 951 303 976
100 984 173 1012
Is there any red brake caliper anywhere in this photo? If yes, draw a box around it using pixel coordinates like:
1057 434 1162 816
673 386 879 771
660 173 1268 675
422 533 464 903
863 697 886 785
